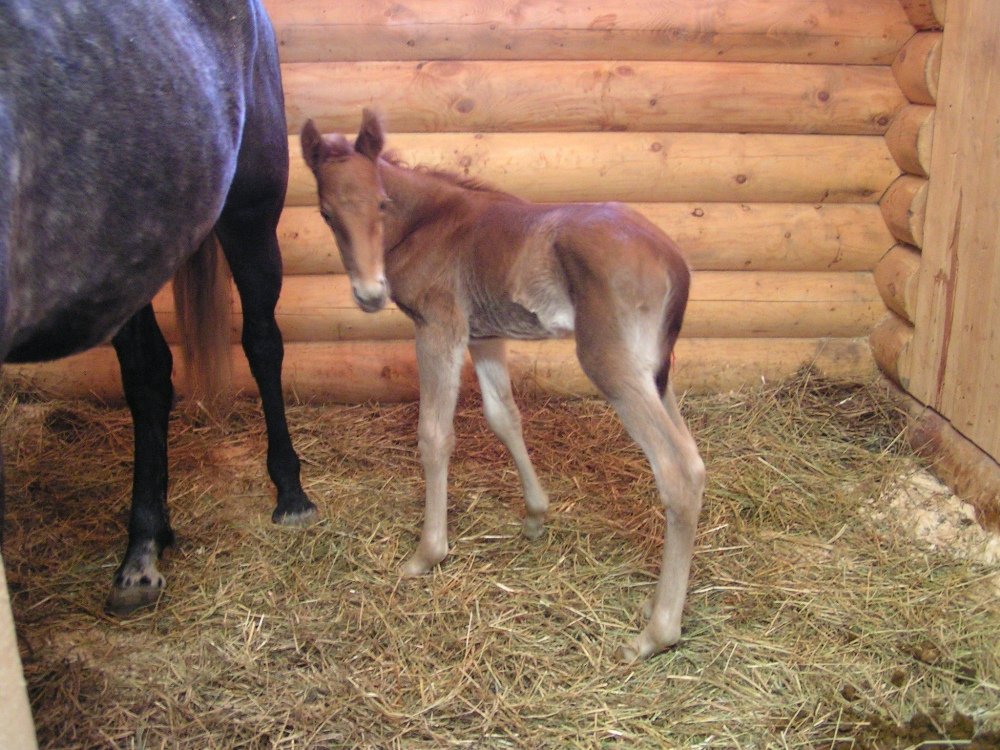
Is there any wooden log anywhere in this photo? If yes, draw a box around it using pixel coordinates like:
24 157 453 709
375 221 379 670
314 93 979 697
884 380 1000 532
885 105 935 177
151 272 884 343
152 278 415 343
3 337 876 403
0 556 37 750
263 0 913 65
873 243 922 323
879 175 929 247
869 311 914 389
287 133 900 206
279 203 894 275
892 32 943 105
282 61 904 136
897 0 947 30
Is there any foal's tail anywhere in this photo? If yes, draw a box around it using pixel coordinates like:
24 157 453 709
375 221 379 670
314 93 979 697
654 254 692 398
172 233 233 414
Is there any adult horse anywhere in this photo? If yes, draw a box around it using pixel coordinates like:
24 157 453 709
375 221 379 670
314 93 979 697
0 0 316 613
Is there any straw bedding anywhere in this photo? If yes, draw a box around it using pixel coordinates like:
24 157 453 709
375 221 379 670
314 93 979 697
2 371 998 749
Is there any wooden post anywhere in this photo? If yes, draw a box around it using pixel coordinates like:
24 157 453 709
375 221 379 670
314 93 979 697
910 0 1000 461
0 555 38 750
884 381 1000 531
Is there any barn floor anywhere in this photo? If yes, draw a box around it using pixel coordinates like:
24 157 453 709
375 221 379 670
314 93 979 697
2 372 998 749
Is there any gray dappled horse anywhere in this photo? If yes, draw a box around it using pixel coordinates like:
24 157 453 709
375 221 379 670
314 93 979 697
0 0 316 613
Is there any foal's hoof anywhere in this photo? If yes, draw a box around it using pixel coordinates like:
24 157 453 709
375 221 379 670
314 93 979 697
616 626 681 663
400 545 448 578
272 497 319 526
105 578 164 617
522 516 546 541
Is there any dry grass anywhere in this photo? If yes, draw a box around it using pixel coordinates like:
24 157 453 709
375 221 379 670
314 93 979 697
2 371 999 749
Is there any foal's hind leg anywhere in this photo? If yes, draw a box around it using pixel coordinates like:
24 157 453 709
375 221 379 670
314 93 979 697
216 208 316 525
106 305 175 615
469 338 549 539
577 346 705 660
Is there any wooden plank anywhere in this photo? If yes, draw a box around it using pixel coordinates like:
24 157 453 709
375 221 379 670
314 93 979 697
282 61 904 136
152 272 884 343
0 556 37 750
263 0 913 65
278 203 893 275
287 132 899 206
888 382 1000 531
4 337 876 403
911 0 1000 461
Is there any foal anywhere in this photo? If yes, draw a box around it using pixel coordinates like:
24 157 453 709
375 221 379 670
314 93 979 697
301 111 705 660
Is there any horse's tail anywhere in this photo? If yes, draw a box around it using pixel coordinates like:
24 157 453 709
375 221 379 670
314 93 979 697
172 232 233 414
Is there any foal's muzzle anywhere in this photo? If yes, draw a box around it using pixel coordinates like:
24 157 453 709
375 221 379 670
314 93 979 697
352 276 389 313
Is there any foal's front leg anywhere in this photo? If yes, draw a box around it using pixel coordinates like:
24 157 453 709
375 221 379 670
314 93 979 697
401 326 467 577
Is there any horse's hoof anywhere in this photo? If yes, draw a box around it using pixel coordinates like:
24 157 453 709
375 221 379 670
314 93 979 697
272 501 319 527
105 581 163 617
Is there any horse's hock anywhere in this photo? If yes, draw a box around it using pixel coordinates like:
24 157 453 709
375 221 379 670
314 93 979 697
7 2 998 519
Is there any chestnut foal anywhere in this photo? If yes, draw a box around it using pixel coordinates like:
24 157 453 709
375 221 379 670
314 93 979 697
301 111 705 660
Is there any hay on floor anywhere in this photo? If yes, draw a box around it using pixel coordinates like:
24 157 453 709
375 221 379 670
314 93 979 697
2 371 998 749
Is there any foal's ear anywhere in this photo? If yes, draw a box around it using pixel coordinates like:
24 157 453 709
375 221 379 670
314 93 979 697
354 108 385 162
300 119 351 171
300 119 325 172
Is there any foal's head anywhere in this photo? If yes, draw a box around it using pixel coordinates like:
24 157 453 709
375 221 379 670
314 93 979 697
301 109 389 312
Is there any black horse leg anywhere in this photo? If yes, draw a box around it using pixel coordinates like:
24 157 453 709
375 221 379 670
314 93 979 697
106 304 175 615
216 213 316 524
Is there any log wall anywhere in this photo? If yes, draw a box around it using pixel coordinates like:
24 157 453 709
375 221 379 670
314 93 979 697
870 0 1000 525
11 0 923 400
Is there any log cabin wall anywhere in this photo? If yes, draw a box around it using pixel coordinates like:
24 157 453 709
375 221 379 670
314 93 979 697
874 0 1000 523
10 1 926 401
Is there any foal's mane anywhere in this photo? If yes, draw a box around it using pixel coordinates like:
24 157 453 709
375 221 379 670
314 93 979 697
381 150 513 197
